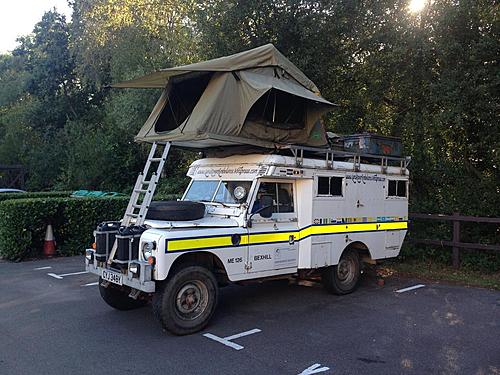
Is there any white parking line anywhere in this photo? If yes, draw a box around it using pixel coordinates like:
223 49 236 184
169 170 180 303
47 273 63 279
395 284 425 293
34 266 52 270
47 271 89 280
203 328 261 350
82 282 99 287
298 363 330 375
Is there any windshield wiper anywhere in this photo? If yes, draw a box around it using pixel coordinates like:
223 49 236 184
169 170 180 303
212 200 231 208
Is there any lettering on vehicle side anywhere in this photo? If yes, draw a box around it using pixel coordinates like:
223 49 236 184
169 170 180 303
188 165 260 177
346 173 385 183
227 257 243 264
254 254 272 261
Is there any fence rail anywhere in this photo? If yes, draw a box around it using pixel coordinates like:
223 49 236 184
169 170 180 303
408 212 500 268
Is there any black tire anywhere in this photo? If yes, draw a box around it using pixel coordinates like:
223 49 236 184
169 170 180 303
153 266 218 335
146 201 205 221
98 277 147 310
322 249 361 295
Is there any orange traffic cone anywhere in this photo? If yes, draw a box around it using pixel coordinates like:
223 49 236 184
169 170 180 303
43 224 57 257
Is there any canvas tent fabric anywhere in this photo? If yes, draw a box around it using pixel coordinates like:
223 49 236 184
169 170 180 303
112 44 336 149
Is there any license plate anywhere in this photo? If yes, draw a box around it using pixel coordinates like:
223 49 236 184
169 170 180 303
101 269 123 286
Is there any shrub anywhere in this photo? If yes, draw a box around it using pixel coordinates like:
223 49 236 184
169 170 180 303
0 191 72 204
0 197 127 260
0 193 182 261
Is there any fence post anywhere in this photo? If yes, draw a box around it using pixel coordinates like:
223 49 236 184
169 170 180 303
452 212 460 268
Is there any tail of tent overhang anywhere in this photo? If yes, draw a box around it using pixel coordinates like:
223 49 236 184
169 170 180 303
111 44 338 150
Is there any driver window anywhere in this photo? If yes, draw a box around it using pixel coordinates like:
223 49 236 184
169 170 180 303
252 182 294 214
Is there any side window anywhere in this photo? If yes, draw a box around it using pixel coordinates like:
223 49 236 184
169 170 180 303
252 182 294 214
387 180 407 198
317 176 343 197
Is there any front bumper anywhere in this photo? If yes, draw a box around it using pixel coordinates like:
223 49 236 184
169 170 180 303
85 249 156 293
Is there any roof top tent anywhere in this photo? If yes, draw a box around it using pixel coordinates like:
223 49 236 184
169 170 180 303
112 44 336 150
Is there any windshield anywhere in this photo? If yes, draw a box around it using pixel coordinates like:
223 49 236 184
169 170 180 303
184 180 252 204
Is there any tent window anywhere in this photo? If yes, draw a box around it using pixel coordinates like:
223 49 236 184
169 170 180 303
155 73 212 133
246 89 306 129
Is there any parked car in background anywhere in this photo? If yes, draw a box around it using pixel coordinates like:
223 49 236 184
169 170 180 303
0 188 26 193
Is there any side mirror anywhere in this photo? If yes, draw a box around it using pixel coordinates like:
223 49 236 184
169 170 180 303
258 195 274 218
246 195 274 227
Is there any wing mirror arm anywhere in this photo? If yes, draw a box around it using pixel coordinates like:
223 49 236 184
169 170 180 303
246 204 273 228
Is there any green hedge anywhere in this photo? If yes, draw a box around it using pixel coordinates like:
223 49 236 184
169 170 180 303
0 197 129 260
0 191 72 203
0 194 181 260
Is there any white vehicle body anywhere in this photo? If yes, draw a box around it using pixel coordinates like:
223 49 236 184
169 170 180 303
135 153 408 283
86 150 409 334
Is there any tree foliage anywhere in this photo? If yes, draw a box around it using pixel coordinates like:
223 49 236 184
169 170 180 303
0 0 497 217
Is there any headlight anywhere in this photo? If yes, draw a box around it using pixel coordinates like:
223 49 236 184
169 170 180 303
129 262 140 276
233 185 247 200
141 241 156 259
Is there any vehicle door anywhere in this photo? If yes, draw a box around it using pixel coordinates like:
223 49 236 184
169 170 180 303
247 180 299 273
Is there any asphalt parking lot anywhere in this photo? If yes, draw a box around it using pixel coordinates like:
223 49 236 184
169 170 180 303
0 256 499 375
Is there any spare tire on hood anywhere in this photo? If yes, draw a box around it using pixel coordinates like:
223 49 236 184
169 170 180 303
146 201 206 221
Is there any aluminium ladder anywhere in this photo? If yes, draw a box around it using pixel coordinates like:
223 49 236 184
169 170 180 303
107 141 171 264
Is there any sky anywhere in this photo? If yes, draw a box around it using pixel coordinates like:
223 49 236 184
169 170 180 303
0 0 72 54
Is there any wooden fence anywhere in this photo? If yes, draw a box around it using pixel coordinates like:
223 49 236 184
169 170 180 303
0 164 26 189
408 213 500 268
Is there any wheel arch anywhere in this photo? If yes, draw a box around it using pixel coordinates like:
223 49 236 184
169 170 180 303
163 251 228 284
337 241 374 265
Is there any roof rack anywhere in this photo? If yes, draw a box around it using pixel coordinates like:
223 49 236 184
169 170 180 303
285 145 411 175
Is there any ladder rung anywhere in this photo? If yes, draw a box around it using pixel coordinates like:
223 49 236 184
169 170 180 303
141 180 151 185
134 189 147 193
126 213 138 218
132 204 142 209
150 157 164 162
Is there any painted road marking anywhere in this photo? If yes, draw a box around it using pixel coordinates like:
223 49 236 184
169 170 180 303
298 363 330 375
395 284 425 293
81 282 99 287
203 328 261 351
47 271 89 279
34 266 52 270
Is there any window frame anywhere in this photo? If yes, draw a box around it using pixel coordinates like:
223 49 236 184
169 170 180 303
315 175 345 199
249 179 297 221
386 179 409 199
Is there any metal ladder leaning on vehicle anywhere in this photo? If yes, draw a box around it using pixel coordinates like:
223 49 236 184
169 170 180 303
107 141 170 264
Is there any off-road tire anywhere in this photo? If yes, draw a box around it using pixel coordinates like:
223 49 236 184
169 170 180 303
153 266 218 335
146 201 206 221
322 249 361 295
98 277 147 310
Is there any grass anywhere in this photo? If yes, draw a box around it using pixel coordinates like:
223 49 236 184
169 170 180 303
379 260 500 291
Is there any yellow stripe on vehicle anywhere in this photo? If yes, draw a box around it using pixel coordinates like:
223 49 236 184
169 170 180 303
167 235 234 252
166 221 408 252
248 231 299 245
377 221 408 230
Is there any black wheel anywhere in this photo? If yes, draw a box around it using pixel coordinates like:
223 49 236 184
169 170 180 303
146 201 206 221
153 266 218 335
322 249 361 295
98 277 147 310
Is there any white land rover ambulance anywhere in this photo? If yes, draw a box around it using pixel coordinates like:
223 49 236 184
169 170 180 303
86 147 409 335
84 45 409 335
